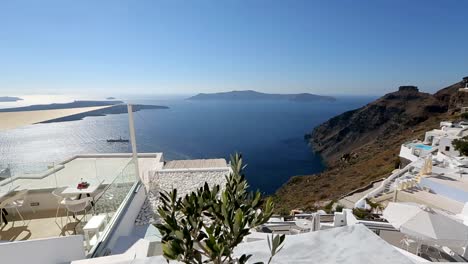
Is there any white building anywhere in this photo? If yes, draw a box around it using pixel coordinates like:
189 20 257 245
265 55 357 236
360 120 468 212
400 121 468 162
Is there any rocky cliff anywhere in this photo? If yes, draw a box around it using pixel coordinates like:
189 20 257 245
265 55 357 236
311 85 447 161
275 77 468 212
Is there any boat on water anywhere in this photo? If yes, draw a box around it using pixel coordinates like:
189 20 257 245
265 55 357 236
106 137 129 143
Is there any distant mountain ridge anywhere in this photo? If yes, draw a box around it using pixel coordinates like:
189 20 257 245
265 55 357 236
188 90 335 102
0 100 169 123
0 100 124 112
0 96 23 102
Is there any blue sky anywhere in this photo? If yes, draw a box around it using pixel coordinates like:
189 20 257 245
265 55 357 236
0 0 467 96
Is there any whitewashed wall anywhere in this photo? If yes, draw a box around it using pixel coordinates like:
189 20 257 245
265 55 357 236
0 235 85 264
399 144 417 162
439 137 460 157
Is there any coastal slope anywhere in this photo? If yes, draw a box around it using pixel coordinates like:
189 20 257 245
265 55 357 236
0 100 169 123
188 90 335 102
275 79 468 212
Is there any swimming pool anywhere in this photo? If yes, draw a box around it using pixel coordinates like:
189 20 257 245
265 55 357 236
414 144 433 151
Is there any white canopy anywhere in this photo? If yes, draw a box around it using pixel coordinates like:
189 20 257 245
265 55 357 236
233 225 415 264
384 202 468 247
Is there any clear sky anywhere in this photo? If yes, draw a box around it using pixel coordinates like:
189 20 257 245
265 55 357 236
1 0 467 96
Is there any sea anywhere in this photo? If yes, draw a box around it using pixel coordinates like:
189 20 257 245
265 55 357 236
0 95 374 194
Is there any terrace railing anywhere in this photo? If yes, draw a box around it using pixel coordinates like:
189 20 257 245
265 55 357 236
85 157 139 255
0 156 140 255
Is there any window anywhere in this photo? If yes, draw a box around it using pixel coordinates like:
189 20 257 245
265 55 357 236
445 146 450 151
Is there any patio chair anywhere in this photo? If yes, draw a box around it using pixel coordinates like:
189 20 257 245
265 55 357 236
63 197 93 232
0 190 29 226
400 236 416 251
0 200 9 226
52 187 68 228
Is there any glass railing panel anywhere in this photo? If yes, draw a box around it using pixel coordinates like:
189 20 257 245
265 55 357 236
0 162 60 191
81 157 138 253
0 164 14 195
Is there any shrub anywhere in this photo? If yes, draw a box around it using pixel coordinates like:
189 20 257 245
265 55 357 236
453 136 468 156
394 158 401 169
288 176 303 185
352 208 372 220
335 204 344 212
156 153 285 264
323 200 335 213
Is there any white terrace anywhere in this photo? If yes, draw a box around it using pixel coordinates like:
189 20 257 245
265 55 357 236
0 153 159 257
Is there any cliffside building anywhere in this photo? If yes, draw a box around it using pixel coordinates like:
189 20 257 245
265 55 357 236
400 121 468 162
458 76 468 91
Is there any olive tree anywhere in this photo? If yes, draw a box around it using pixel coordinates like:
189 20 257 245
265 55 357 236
156 154 285 264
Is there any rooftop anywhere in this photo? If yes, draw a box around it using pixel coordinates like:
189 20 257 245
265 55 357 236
233 224 416 264
397 187 464 214
425 173 468 192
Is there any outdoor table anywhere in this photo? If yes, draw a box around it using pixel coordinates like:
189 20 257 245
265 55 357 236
62 180 103 214
62 183 101 198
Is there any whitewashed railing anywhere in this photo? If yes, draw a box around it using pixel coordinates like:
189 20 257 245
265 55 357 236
354 164 413 209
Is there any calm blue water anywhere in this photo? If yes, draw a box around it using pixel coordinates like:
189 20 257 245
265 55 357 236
414 144 433 151
0 96 373 194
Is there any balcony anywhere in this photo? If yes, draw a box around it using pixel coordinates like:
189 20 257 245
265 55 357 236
0 154 146 255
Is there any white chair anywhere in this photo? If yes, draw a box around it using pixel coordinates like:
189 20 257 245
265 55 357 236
0 190 29 226
400 236 416 251
52 187 68 228
63 197 93 232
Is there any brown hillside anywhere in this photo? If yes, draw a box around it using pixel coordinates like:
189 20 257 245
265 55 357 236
274 78 468 212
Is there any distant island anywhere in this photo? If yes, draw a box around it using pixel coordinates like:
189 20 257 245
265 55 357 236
106 97 116 100
0 100 169 123
187 90 335 102
0 96 23 102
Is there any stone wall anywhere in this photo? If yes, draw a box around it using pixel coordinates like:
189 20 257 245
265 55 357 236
146 168 230 209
